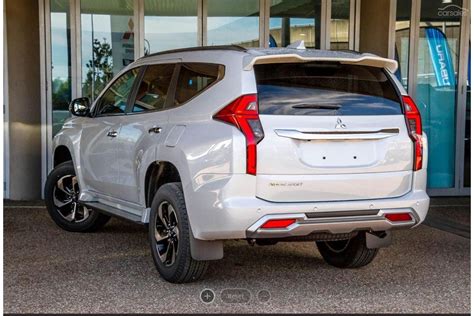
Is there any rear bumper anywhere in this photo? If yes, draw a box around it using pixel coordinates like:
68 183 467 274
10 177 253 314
246 208 418 238
187 172 430 240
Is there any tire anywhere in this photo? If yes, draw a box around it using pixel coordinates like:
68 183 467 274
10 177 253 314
316 231 378 268
148 182 208 283
44 161 111 232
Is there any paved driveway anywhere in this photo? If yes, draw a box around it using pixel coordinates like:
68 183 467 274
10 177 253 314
4 204 470 313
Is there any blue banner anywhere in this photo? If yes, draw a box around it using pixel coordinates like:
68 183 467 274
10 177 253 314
425 27 456 87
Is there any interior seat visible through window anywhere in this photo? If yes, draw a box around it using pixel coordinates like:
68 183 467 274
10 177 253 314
132 63 176 113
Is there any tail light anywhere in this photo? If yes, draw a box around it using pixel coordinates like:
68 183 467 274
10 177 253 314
213 94 264 175
403 96 423 171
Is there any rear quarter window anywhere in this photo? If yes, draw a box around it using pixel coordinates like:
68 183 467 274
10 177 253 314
254 62 402 116
173 63 225 106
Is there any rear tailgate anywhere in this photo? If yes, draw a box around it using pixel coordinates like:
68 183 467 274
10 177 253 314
254 62 413 202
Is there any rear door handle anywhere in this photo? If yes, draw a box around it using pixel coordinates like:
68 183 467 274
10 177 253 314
107 130 118 138
148 127 162 134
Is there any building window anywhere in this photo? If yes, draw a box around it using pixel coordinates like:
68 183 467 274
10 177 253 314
207 0 260 47
144 0 198 54
416 0 462 189
395 0 411 89
330 0 350 50
269 0 322 49
50 0 71 137
80 0 135 100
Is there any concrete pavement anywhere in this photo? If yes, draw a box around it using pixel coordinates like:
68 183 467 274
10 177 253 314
3 203 470 313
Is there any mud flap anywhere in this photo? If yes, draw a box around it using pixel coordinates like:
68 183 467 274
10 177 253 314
189 228 224 261
366 231 392 249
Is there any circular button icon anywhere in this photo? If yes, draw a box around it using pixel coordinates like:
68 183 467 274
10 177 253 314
200 289 215 304
257 290 271 303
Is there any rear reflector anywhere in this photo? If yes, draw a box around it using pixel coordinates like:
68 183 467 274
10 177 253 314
384 213 412 222
260 219 296 229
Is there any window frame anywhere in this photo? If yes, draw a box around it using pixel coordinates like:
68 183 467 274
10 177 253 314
91 67 143 118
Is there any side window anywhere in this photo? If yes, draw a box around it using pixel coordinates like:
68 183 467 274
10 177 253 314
94 68 139 116
132 64 175 113
174 63 224 106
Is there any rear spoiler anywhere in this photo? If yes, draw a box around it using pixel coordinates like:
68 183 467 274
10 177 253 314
243 54 398 73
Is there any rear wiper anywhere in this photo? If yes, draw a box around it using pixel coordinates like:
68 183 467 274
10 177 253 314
291 103 341 110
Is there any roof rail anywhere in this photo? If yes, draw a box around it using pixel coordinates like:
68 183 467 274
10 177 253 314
140 45 247 59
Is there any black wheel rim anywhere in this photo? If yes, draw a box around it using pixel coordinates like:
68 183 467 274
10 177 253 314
155 201 179 267
325 239 351 253
52 175 91 223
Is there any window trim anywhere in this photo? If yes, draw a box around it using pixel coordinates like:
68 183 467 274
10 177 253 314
91 66 143 118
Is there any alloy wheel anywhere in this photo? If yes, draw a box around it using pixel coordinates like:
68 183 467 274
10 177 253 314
155 201 179 267
52 175 91 223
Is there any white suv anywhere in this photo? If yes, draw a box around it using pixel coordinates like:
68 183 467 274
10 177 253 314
45 45 429 283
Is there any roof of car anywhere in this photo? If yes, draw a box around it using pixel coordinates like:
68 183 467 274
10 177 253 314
140 45 365 59
139 45 247 59
138 45 398 72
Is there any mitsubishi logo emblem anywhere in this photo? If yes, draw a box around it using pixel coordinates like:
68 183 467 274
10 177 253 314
335 118 346 129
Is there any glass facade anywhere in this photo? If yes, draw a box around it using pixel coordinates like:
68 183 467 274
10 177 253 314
207 0 260 47
144 0 198 54
80 0 135 100
50 0 71 136
269 0 322 49
416 0 461 189
465 73 470 187
330 0 350 50
43 0 470 195
395 0 411 89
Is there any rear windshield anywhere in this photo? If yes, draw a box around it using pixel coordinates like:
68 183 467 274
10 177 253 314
254 62 402 116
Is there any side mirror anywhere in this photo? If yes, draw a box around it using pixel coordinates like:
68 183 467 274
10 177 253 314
69 97 91 117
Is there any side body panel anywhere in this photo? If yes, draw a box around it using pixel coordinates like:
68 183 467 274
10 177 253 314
78 116 123 197
116 111 169 205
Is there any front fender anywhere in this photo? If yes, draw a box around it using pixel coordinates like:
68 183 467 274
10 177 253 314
52 119 87 194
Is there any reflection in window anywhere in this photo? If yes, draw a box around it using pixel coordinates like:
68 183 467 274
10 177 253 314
464 46 470 187
269 0 322 48
416 0 462 188
50 0 71 136
330 0 350 50
144 0 198 54
207 0 259 47
81 0 135 100
395 0 411 89
133 64 175 112
174 63 224 105
95 68 139 116
255 63 402 116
